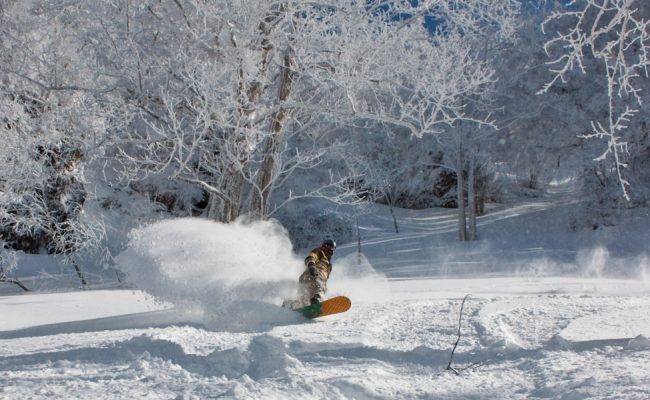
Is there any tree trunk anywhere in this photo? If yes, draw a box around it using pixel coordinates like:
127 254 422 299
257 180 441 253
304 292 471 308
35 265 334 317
475 171 486 217
388 194 399 234
223 170 243 222
468 154 477 241
251 48 295 219
356 217 362 265
69 257 87 286
528 170 538 189
206 192 221 220
390 204 399 234
457 128 467 241
227 7 285 222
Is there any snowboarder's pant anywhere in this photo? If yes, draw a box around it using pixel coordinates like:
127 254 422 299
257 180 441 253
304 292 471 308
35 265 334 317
298 269 327 304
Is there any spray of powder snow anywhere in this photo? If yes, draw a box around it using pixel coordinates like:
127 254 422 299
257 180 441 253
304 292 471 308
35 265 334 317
513 246 650 283
117 218 391 331
117 218 305 331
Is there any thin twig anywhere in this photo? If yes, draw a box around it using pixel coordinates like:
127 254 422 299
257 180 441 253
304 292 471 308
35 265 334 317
447 294 470 374
456 360 484 373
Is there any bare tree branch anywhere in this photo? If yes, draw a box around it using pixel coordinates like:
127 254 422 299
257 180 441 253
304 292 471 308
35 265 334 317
540 0 650 201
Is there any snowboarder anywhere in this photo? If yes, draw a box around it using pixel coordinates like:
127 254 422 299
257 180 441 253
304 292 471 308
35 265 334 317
298 239 336 306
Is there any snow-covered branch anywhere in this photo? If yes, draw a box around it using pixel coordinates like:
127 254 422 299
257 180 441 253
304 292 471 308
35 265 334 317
540 0 650 200
0 244 29 291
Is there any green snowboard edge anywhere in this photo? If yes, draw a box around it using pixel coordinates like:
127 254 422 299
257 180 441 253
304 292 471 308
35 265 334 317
297 302 323 319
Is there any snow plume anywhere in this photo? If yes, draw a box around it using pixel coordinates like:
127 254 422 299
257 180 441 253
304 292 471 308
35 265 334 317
630 254 650 285
576 246 608 278
514 246 650 282
576 246 650 281
639 256 650 285
117 218 303 331
516 257 561 278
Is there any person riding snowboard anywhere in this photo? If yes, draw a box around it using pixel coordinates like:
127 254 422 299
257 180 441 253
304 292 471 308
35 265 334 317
298 239 336 306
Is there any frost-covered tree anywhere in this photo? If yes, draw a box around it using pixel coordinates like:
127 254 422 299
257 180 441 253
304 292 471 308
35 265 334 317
0 92 106 285
82 1 357 222
344 128 459 234
540 0 650 201
0 242 28 291
1 0 523 258
85 0 521 223
489 10 591 190
0 2 109 285
412 2 521 241
291 1 519 231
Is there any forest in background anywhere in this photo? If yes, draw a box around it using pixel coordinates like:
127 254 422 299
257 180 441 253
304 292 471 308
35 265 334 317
1 0 649 288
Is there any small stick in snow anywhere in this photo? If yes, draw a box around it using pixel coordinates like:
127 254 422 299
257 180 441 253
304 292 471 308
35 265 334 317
446 294 470 375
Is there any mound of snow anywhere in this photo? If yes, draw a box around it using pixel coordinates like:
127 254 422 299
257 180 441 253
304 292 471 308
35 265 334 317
627 335 650 350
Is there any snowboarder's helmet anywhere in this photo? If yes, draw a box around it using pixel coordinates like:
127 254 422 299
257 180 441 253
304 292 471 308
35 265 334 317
323 239 336 250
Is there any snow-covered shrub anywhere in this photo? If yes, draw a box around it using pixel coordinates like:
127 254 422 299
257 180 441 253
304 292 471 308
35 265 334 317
392 167 459 209
0 88 108 286
571 165 628 230
0 133 89 253
0 242 28 290
339 130 472 210
127 178 207 217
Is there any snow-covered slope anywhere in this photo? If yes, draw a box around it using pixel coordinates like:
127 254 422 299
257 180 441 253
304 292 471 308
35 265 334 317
1 189 649 399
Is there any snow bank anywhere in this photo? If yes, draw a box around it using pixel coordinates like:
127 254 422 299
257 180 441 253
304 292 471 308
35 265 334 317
117 218 304 331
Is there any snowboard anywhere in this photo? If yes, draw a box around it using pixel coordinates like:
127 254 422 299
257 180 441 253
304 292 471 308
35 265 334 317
294 296 352 319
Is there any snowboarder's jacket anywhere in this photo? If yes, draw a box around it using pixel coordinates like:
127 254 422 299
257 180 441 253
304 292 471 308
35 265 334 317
304 246 332 280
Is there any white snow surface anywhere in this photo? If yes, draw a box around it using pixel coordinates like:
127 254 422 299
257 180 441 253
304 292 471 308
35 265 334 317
2 189 650 399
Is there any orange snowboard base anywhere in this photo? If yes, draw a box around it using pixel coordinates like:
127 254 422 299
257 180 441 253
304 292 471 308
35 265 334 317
296 296 351 319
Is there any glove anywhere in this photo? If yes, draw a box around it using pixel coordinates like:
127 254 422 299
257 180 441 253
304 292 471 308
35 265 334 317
308 263 316 277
